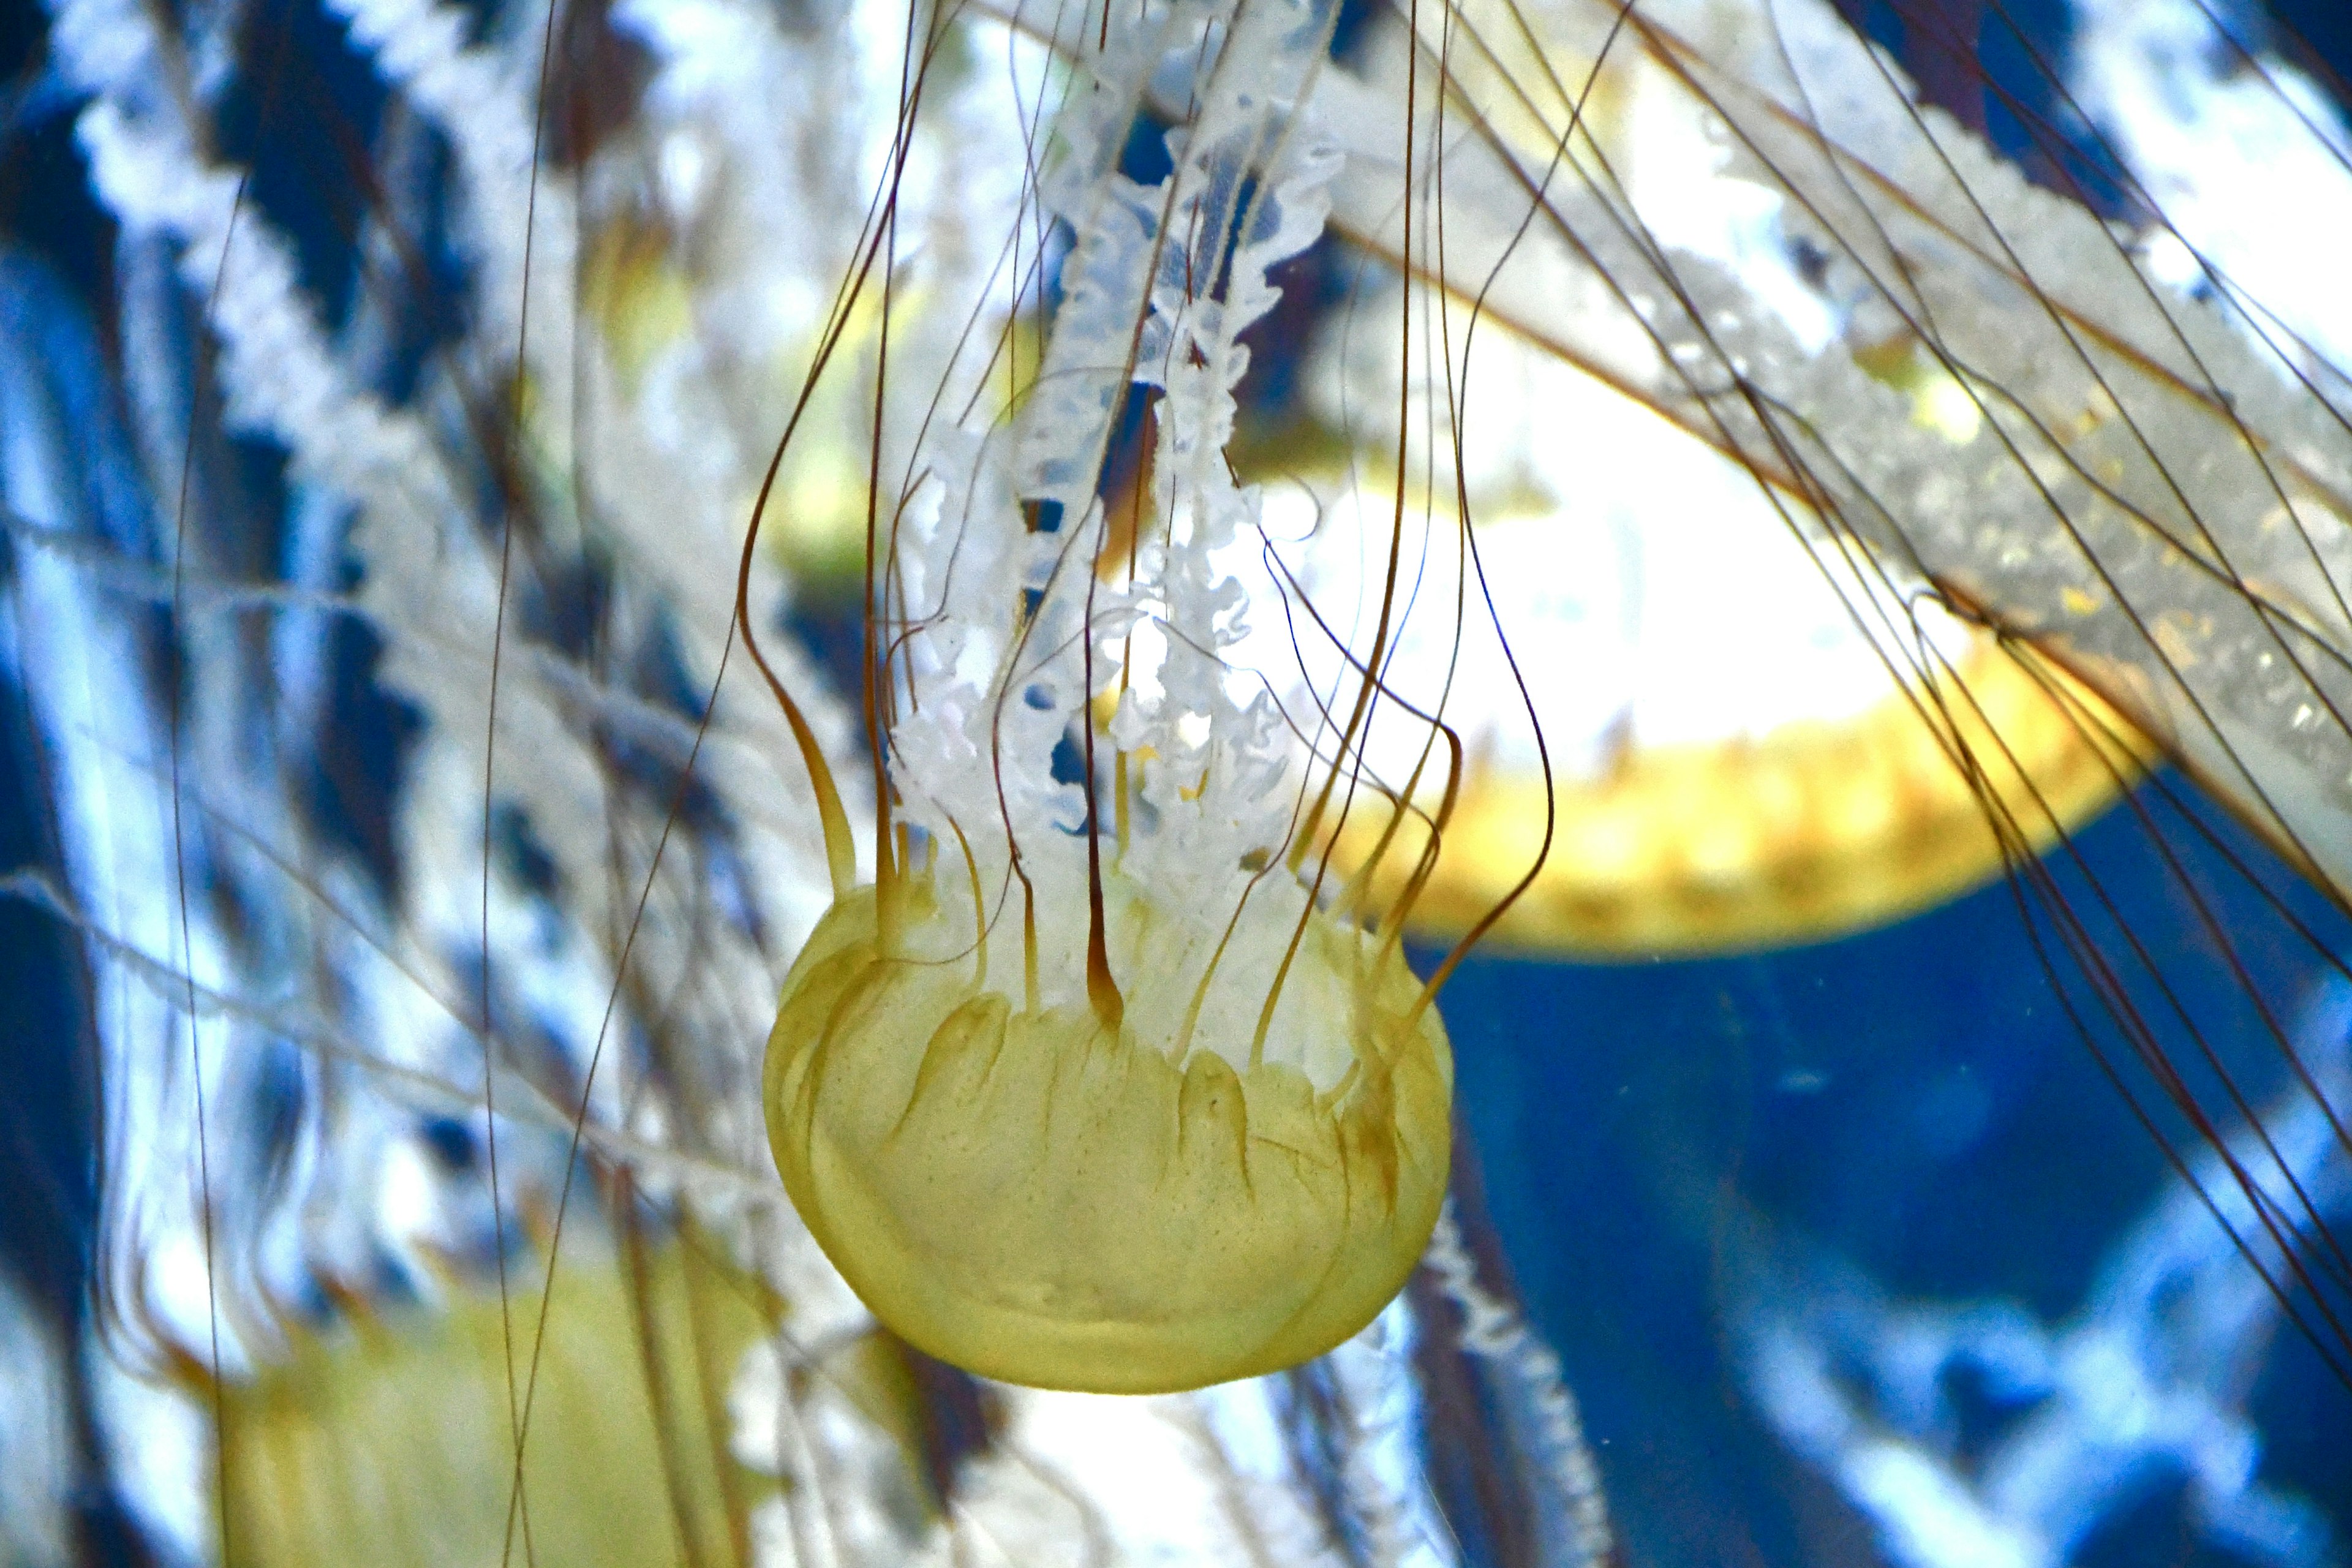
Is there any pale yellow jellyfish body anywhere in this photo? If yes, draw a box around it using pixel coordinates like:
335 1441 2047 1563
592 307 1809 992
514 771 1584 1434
1203 0 2187 960
216 1242 774 1568
765 868 1450 1392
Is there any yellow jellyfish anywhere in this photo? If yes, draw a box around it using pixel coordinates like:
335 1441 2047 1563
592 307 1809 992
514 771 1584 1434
1134 0 2352 984
1182 0 2180 961
211 1237 776 1568
748 0 1464 1393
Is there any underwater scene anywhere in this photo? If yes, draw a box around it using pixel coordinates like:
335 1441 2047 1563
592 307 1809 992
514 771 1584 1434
2 0 2350 1560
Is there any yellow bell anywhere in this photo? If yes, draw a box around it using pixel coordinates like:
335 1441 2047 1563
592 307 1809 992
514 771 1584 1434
765 869 1452 1394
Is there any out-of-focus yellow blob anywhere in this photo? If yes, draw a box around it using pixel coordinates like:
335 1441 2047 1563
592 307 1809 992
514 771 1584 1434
1339 638 2148 954
764 870 1452 1394
214 1238 775 1568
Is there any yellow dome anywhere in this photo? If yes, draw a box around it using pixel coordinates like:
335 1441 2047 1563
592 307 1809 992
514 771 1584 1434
765 870 1453 1393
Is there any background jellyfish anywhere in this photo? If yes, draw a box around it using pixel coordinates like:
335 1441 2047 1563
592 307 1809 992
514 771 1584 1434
1332 0 2352 1558
1 0 2350 1562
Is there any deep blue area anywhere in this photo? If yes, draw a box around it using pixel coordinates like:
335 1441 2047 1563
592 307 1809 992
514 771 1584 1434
1431 775 2352 1566
0 536 96 1384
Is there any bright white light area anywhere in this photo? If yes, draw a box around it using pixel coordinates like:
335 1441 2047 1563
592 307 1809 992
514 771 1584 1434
2070 0 2352 375
1617 53 1843 355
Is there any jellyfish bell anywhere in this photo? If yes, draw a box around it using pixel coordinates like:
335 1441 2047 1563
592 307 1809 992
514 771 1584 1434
1183 0 2193 962
1311 0 2352 914
762 838 1452 1393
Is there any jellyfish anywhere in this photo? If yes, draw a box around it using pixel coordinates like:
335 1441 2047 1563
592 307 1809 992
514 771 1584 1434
748 0 1461 1393
1301 0 2352 933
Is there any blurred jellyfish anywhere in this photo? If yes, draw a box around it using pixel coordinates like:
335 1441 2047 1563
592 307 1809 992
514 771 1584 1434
1301 0 2352 919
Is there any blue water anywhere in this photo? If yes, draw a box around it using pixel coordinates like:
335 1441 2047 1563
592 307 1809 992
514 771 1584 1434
1434 777 2352 1565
